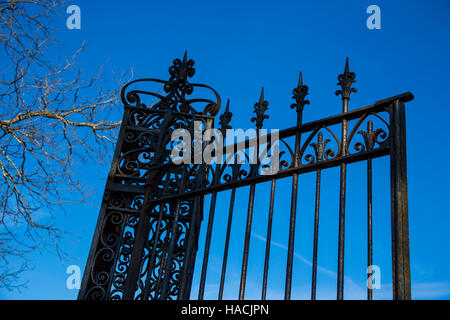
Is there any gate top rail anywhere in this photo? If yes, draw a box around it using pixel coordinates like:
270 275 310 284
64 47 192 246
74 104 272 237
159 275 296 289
140 91 413 205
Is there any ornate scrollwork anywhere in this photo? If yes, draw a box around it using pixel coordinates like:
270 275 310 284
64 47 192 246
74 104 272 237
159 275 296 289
300 127 341 165
217 151 252 184
346 112 390 155
131 200 192 300
109 216 136 299
310 132 333 162
257 136 295 174
357 120 386 151
120 52 221 116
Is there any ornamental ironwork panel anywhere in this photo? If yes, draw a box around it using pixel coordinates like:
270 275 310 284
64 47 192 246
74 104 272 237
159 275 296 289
78 53 413 300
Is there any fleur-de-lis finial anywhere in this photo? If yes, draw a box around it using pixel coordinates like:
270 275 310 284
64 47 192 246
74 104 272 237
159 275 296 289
219 99 232 136
335 57 357 101
165 51 196 105
168 50 196 83
251 87 269 130
357 120 384 151
310 131 331 162
290 71 310 113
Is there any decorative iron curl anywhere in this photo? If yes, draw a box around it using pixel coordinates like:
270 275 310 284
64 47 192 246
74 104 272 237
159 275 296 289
120 54 222 116
300 126 341 165
346 112 390 155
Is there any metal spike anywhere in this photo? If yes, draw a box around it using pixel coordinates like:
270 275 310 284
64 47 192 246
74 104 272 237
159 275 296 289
344 57 350 74
219 99 232 136
290 71 310 115
251 87 269 130
169 51 195 85
259 87 265 106
298 71 303 87
224 98 230 113
335 57 357 101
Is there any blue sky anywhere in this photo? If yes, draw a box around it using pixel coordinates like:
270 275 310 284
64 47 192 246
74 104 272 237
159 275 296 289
1 0 450 300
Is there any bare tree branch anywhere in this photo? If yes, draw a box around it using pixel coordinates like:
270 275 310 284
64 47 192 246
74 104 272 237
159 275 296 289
0 0 126 289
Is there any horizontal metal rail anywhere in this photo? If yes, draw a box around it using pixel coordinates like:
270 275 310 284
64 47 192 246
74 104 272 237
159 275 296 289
148 146 389 205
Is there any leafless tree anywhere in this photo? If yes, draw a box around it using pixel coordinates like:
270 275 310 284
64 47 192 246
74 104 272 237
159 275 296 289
0 0 125 289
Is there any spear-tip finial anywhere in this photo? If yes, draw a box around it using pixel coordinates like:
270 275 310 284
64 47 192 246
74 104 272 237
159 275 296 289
170 50 195 81
335 57 357 101
259 87 265 105
219 99 233 136
298 71 303 87
251 87 269 129
344 57 350 74
224 98 230 112
291 71 310 114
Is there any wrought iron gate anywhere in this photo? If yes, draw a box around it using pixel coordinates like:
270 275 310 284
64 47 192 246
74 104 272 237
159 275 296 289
78 53 413 300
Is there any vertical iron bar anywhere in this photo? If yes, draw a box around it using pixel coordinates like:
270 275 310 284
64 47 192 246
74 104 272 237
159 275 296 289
285 111 302 300
195 116 216 300
390 99 411 300
146 169 190 300
142 203 167 300
336 57 355 300
311 168 321 300
158 198 183 299
197 191 218 300
153 220 172 297
367 158 373 300
157 140 196 300
337 161 347 300
239 103 264 300
261 178 276 300
122 181 158 300
337 86 350 301
285 173 298 300
217 105 234 300
337 115 348 300
218 187 236 300
123 111 174 300
177 195 202 300
239 182 256 300
284 72 308 300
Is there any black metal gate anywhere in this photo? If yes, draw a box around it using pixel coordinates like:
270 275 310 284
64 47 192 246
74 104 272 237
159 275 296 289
78 53 413 300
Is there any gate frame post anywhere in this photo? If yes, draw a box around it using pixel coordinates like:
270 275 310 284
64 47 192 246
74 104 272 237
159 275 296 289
77 107 131 300
389 98 411 300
